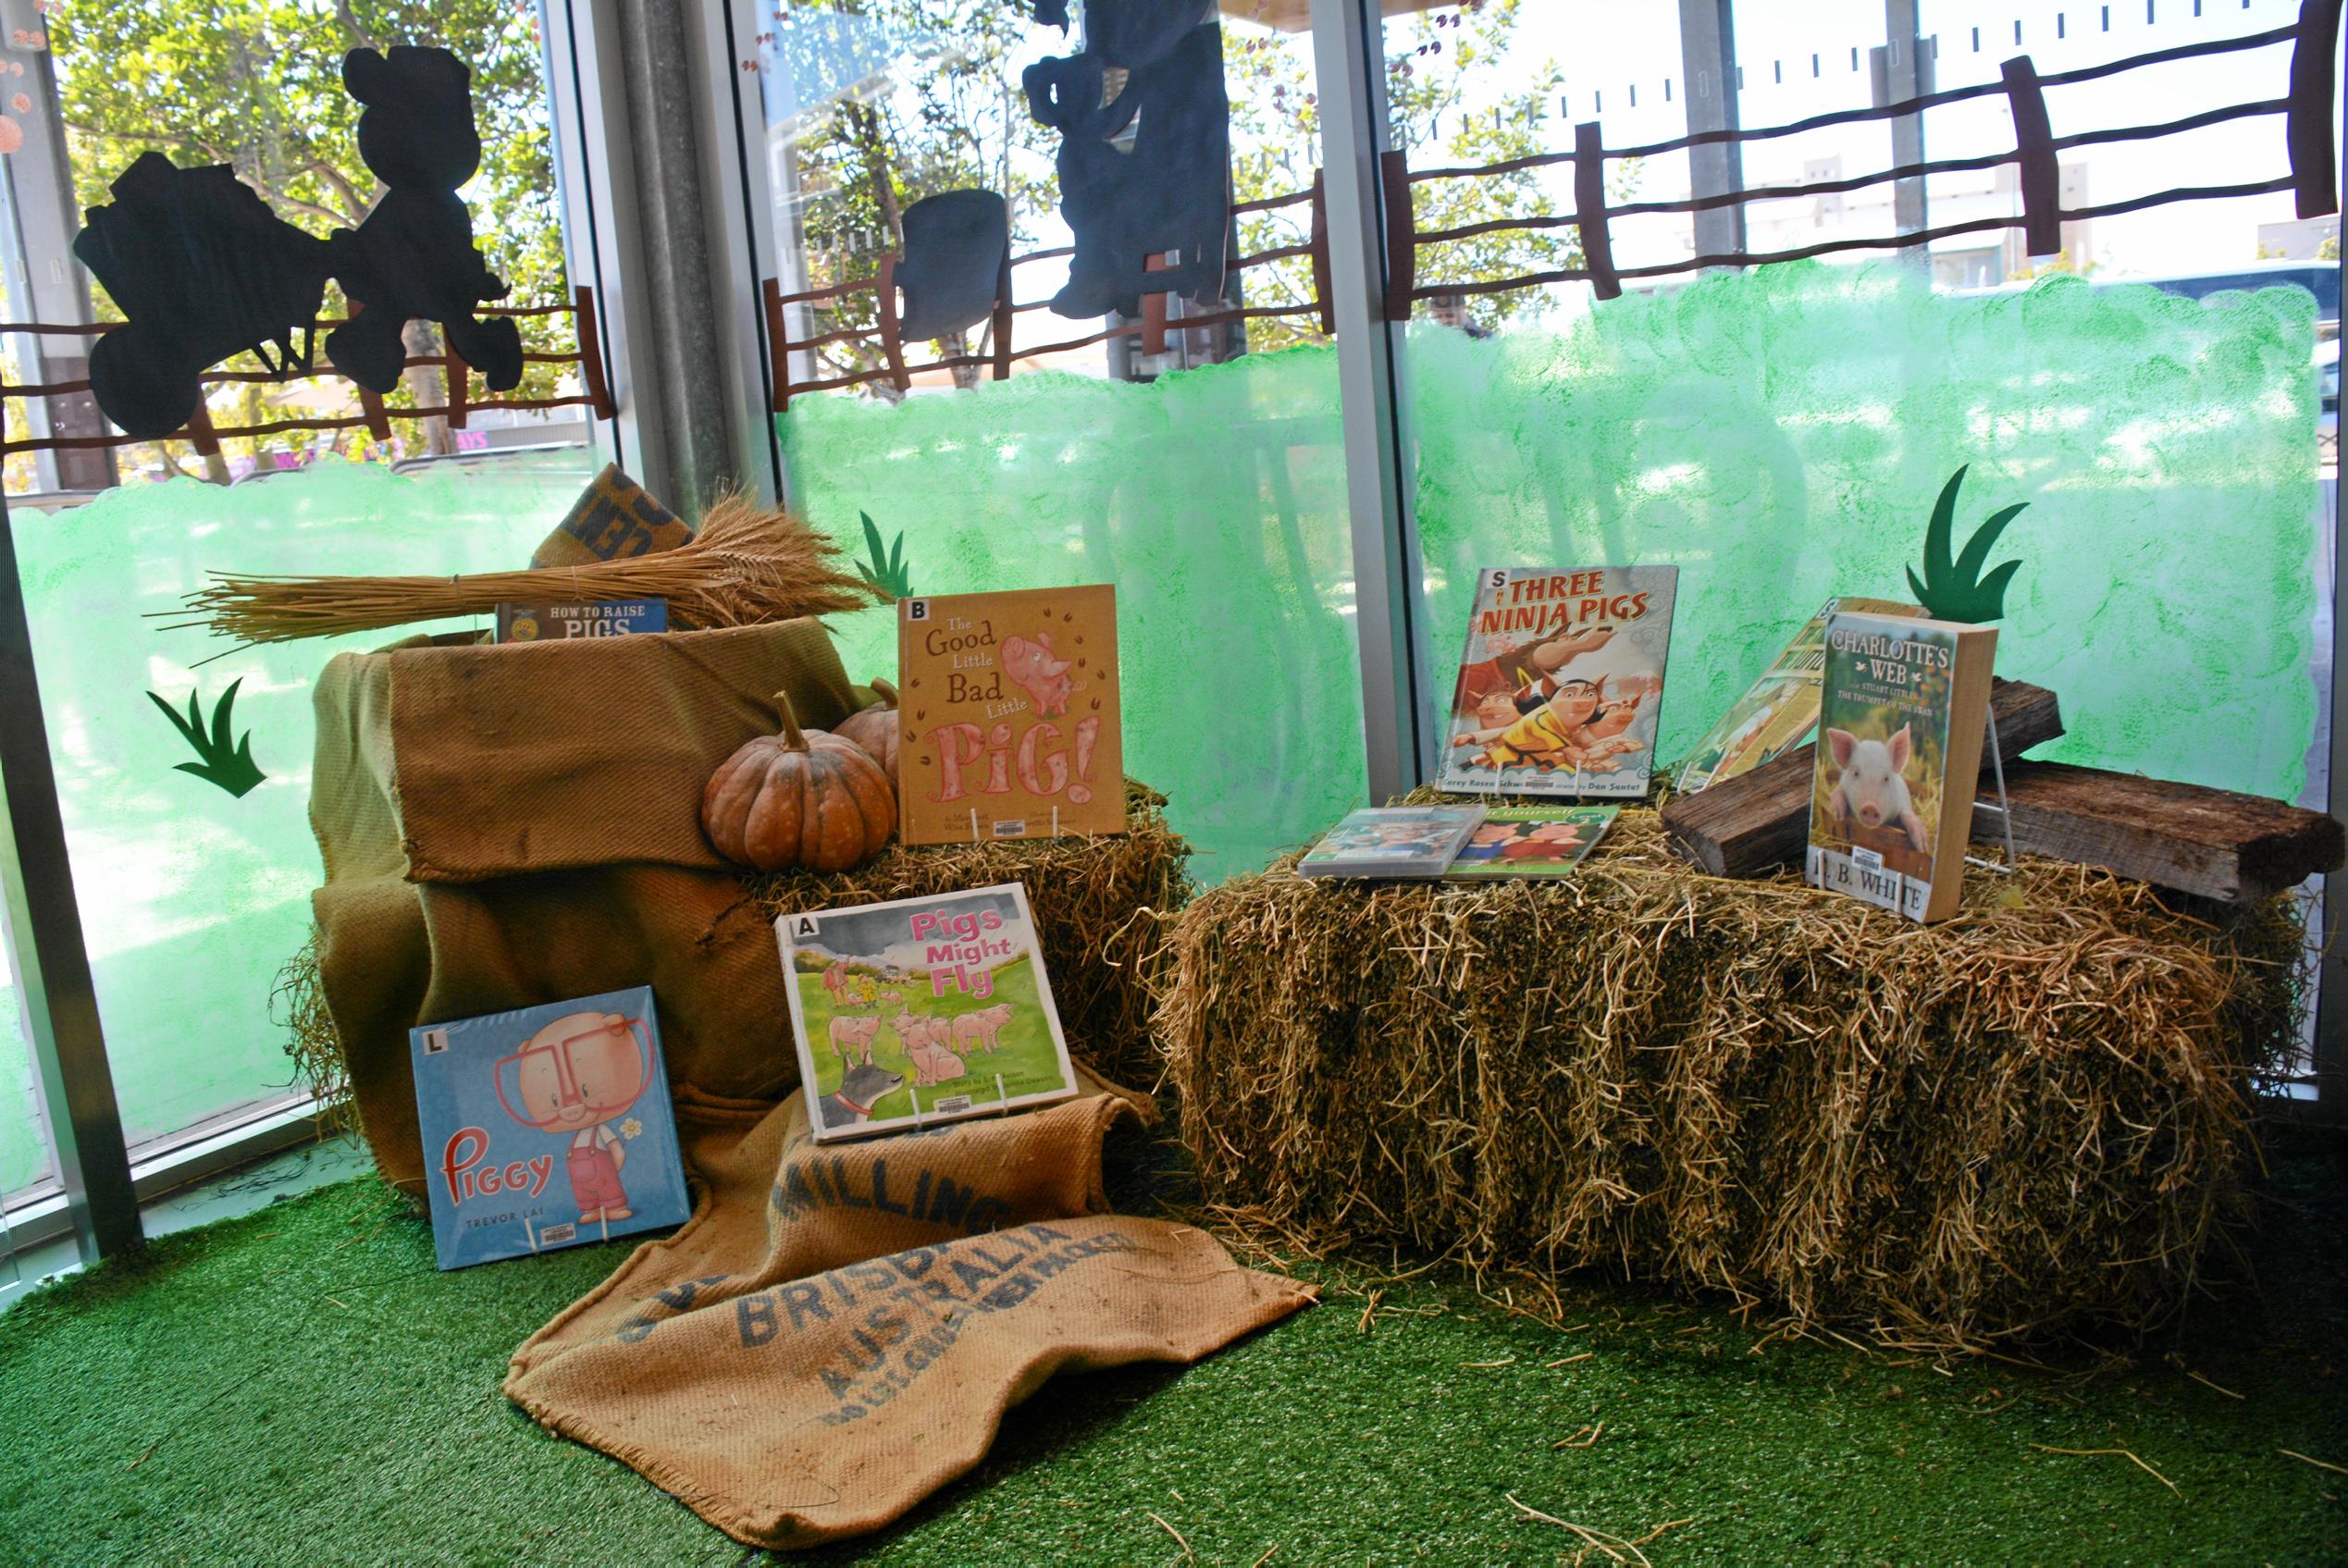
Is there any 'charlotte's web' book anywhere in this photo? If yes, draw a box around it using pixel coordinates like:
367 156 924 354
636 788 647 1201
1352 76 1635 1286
1674 596 1923 794
1805 611 1997 924
410 985 690 1270
778 883 1079 1142
1438 566 1678 798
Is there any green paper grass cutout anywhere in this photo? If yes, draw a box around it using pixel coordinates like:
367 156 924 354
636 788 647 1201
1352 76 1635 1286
1907 464 2026 623
852 511 913 601
148 678 266 797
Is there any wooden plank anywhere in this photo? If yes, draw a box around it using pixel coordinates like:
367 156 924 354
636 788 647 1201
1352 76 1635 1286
1972 760 2344 904
1662 678 2062 878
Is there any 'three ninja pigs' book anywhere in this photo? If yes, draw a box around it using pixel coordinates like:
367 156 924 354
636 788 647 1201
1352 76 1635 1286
895 585 1125 846
1442 804 1620 881
410 985 690 1270
1674 596 1924 795
1439 566 1678 799
778 883 1079 1142
1805 611 1998 924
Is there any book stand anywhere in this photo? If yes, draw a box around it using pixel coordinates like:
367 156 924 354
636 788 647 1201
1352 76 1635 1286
1963 705 2021 875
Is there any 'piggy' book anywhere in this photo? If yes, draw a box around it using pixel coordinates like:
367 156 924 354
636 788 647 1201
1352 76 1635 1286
896 585 1125 846
1674 596 1923 795
1438 566 1678 799
778 883 1079 1142
1805 611 1998 924
409 985 689 1270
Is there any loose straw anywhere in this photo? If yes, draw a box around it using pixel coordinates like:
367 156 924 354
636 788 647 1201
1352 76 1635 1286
154 494 883 648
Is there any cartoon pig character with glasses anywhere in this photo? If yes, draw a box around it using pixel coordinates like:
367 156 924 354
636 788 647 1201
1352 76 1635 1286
496 1010 652 1225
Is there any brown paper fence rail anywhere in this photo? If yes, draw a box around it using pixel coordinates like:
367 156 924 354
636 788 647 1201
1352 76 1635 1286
0 284 617 459
766 0 2339 406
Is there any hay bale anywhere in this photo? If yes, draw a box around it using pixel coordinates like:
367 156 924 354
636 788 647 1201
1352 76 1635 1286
282 780 1189 1108
1156 807 2301 1348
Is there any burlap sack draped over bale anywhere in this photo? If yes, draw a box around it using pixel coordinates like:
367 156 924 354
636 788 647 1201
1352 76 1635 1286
1157 811 2303 1349
305 621 1186 1195
507 1077 1311 1551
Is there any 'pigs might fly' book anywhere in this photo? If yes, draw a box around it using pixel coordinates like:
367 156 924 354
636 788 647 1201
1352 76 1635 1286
1805 611 1998 924
896 586 1125 846
1674 596 1924 795
410 985 690 1270
778 883 1079 1142
1438 566 1678 799
1442 804 1619 881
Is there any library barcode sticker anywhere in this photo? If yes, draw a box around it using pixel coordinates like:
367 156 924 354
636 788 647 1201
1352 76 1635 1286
991 820 1027 837
934 1095 973 1114
539 1223 576 1245
1852 846 1885 871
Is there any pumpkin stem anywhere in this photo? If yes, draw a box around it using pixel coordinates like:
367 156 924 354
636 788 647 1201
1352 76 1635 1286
871 677 899 710
772 690 809 751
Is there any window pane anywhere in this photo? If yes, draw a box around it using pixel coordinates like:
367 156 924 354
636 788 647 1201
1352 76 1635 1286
755 2 1366 875
0 967 58 1204
1390 0 2331 828
0 5 601 1156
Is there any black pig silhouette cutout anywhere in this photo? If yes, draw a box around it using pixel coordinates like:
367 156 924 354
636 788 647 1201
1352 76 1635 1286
74 154 334 439
69 43 520 440
324 46 522 396
1020 0 1231 321
895 190 1010 344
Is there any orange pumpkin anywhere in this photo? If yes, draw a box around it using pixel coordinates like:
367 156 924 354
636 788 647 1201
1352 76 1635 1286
702 692 896 871
834 676 901 775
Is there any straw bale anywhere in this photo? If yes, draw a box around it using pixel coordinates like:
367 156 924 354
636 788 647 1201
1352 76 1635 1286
1156 806 2302 1349
281 780 1188 1107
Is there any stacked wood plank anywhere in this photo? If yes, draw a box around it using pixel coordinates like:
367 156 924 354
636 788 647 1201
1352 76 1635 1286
1662 678 2344 903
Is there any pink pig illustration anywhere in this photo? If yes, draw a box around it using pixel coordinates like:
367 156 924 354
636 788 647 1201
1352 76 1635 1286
998 631 1080 717
951 1003 1017 1055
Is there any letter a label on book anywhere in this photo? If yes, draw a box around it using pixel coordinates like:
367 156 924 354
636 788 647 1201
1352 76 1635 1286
896 585 1125 846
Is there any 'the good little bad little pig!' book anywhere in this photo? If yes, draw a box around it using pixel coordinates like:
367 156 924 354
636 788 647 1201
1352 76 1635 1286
409 984 690 1269
895 585 1125 845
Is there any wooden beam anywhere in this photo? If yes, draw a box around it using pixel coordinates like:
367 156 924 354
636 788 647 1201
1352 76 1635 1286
1662 678 2062 878
1972 761 2345 904
1220 0 1452 33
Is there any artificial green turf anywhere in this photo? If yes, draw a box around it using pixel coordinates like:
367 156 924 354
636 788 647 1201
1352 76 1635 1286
4 1132 2342 1565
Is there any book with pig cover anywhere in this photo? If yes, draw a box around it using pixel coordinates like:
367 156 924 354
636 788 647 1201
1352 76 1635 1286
1437 565 1678 798
778 883 1079 1142
1675 596 1925 794
1805 611 1997 923
409 985 690 1270
896 585 1125 846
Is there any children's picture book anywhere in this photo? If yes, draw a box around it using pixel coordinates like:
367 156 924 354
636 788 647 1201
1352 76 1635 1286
777 883 1080 1142
409 985 690 1270
1805 611 1998 923
1297 805 1487 880
1443 804 1620 880
495 599 669 643
896 585 1125 846
1674 596 1924 794
1438 566 1679 799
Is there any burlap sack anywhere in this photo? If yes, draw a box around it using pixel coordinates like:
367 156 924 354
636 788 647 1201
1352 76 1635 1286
506 1078 1313 1550
309 621 867 1195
